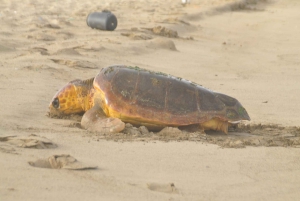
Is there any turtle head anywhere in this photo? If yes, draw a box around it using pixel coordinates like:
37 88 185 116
238 106 251 121
48 80 84 117
48 78 95 117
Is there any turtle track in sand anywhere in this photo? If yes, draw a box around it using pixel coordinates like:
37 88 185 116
5 119 299 149
81 123 300 148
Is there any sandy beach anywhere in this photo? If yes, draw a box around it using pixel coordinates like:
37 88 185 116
1 0 300 200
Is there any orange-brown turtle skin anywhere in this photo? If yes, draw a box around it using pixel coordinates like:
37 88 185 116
49 65 250 133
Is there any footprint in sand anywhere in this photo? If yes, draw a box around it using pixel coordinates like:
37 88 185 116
159 18 191 26
147 182 178 194
121 32 153 40
29 47 49 55
77 45 106 52
0 42 15 53
28 154 97 170
0 134 56 155
31 16 61 29
27 33 56 41
145 38 177 51
143 26 178 38
22 64 67 76
56 31 74 40
54 48 81 56
0 134 57 149
50 59 98 69
277 54 300 65
0 144 17 155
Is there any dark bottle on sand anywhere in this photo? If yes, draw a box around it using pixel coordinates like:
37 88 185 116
86 10 117 31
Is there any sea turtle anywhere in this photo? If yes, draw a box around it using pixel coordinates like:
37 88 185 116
48 65 250 134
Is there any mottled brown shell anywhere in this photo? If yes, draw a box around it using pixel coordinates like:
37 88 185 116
93 65 250 129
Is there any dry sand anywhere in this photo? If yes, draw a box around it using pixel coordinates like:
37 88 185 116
1 0 300 200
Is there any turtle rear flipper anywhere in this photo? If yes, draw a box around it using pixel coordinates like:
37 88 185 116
81 105 125 133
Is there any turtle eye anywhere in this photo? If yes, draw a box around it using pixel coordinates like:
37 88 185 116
52 98 60 109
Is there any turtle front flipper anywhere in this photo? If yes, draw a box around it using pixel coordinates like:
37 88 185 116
81 105 125 133
199 118 229 134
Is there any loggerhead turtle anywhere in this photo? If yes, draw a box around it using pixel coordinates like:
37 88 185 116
48 65 250 134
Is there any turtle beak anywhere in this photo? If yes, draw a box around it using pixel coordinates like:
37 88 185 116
242 108 251 121
48 98 64 118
